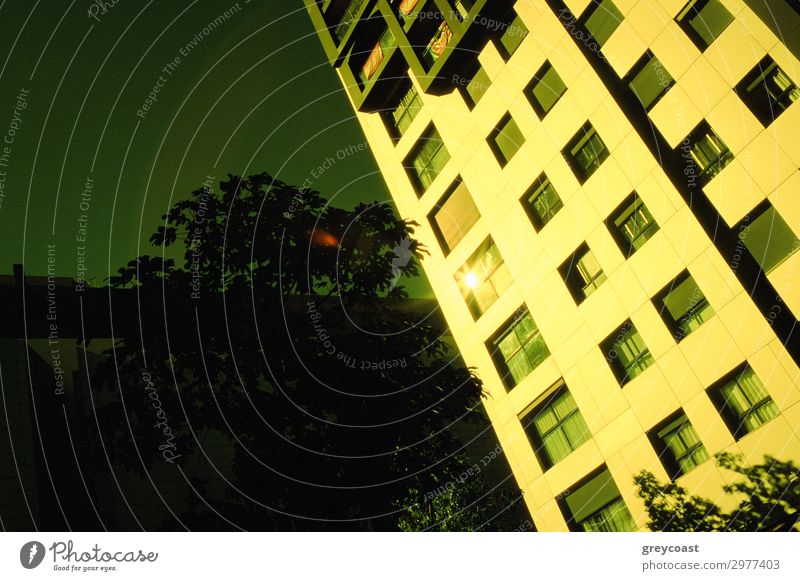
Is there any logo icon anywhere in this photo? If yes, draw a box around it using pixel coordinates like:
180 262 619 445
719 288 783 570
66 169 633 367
390 236 413 291
20 541 45 569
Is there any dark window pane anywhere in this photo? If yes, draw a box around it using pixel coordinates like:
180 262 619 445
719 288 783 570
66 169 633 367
521 386 591 468
406 125 450 192
499 13 529 58
527 61 567 118
739 204 800 274
562 468 635 532
602 320 655 385
488 308 550 390
676 0 733 50
429 179 479 253
583 0 624 47
563 122 609 183
655 271 714 341
560 243 607 303
736 55 800 126
628 51 674 110
522 174 563 231
488 114 525 167
609 193 659 255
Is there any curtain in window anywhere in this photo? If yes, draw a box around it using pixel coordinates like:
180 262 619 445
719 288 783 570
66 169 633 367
427 22 453 60
391 85 421 135
581 499 635 532
726 370 779 432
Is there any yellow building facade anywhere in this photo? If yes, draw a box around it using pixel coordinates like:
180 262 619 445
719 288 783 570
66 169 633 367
307 0 800 530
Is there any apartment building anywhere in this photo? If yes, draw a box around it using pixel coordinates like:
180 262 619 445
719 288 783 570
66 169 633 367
305 0 800 531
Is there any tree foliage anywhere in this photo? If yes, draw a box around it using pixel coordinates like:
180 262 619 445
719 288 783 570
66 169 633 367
634 453 800 532
87 173 521 530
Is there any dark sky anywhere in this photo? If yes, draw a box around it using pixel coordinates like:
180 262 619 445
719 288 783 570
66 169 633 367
0 1 429 294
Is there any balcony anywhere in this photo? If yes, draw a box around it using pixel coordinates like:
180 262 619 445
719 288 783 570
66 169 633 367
333 0 370 41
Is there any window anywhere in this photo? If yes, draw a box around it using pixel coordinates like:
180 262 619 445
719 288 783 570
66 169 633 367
655 271 714 341
383 82 423 139
563 122 609 183
522 174 563 231
736 55 800 126
601 320 655 385
709 365 779 439
422 20 453 67
626 51 674 110
608 193 659 255
560 468 636 532
398 0 421 19
559 243 607 304
582 0 624 47
675 0 734 51
357 27 395 84
488 113 525 167
464 67 491 108
683 121 733 185
487 307 550 390
526 61 567 118
428 179 479 254
498 11 528 59
405 125 450 193
520 174 564 232
520 384 591 469
649 412 709 479
456 238 513 318
738 203 800 274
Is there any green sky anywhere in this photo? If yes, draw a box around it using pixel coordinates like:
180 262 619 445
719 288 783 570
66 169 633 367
0 1 430 295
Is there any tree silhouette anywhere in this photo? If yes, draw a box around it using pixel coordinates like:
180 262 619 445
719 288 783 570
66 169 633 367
87 172 521 530
634 453 800 532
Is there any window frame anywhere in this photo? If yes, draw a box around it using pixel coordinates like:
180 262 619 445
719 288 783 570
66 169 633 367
675 0 734 51
520 382 592 470
559 242 607 304
526 60 568 119
601 319 655 386
563 122 610 184
521 173 564 232
683 120 734 186
487 307 551 390
625 50 675 111
708 364 780 440
427 177 480 255
456 237 512 319
606 192 660 256
648 411 709 479
405 123 450 194
654 270 715 342
735 55 800 127
559 466 636 532
580 0 625 48
487 113 525 168
382 79 423 141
